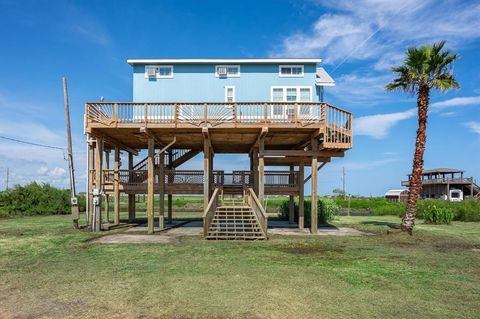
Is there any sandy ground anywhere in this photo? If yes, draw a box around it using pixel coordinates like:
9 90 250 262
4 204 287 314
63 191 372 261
95 220 370 243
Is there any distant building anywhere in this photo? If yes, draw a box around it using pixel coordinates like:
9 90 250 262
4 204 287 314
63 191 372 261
401 168 479 200
384 189 409 202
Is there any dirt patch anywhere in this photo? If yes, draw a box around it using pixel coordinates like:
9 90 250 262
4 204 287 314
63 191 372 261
95 234 179 244
433 241 479 253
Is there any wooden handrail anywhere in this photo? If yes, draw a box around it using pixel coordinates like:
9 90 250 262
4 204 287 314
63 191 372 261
203 188 220 237
245 188 268 237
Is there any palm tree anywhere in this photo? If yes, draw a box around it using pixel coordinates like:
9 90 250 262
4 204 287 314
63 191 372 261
386 41 459 234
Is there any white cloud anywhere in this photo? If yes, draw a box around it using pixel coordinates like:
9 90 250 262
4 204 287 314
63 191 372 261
272 0 480 65
464 121 480 135
48 167 67 177
354 108 416 138
37 166 49 175
431 96 480 109
329 72 393 103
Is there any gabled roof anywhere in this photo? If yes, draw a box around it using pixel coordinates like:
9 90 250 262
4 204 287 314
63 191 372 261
316 67 335 86
127 58 322 65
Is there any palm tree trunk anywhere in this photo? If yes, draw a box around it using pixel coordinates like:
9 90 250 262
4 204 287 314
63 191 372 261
402 84 430 234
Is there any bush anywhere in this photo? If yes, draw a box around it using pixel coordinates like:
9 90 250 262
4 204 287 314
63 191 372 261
422 202 454 224
278 198 339 225
418 199 480 222
0 182 71 217
334 197 405 216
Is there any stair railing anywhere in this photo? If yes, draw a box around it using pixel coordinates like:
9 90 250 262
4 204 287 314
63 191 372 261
203 188 220 237
245 188 268 237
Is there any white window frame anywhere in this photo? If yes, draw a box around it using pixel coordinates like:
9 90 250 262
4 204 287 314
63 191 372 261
144 65 174 79
270 86 312 102
270 86 313 118
215 65 240 78
279 65 304 77
225 86 235 102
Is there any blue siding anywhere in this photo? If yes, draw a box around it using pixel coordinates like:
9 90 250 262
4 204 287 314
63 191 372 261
132 63 320 102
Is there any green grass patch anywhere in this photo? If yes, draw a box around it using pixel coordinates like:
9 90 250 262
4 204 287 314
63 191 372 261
0 214 479 318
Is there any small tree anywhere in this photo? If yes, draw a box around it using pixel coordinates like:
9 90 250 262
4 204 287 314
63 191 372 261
386 41 459 234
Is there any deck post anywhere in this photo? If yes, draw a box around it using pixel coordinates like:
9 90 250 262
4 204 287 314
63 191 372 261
252 148 259 195
203 140 211 211
298 163 305 230
209 151 214 198
94 137 104 232
87 141 95 227
258 138 265 207
127 152 135 222
113 146 120 225
167 151 173 223
311 138 319 234
158 149 165 230
104 150 110 224
289 165 295 224
147 137 155 234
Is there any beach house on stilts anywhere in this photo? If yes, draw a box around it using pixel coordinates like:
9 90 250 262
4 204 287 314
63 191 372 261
84 58 352 239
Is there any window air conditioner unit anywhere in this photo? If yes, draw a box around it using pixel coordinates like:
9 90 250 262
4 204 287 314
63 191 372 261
146 66 157 78
217 67 227 76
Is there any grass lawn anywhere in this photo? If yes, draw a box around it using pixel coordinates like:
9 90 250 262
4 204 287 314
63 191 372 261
1 214 479 318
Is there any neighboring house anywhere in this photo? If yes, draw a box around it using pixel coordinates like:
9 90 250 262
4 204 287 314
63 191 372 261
85 58 352 239
384 189 409 203
401 168 480 201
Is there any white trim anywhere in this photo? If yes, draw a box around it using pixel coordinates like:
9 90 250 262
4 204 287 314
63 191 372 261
144 65 174 79
129 58 321 65
215 65 240 78
225 86 235 102
279 65 304 77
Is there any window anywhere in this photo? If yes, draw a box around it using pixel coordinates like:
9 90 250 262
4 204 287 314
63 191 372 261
279 65 304 77
272 88 284 115
270 87 312 102
270 87 312 117
216 65 240 77
144 65 173 78
299 88 311 114
225 86 235 102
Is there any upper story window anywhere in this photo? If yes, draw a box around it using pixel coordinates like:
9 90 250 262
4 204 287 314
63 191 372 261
279 65 304 77
216 65 240 77
144 65 174 79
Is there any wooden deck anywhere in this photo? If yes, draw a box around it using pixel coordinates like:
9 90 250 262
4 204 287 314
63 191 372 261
84 101 353 234
85 102 352 152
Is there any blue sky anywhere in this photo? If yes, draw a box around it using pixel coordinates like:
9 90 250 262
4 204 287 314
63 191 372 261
0 0 479 196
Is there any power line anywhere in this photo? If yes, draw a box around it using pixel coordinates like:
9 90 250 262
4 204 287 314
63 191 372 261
0 135 65 151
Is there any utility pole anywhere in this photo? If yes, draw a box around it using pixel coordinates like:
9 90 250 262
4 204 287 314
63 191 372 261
342 167 346 200
63 77 79 228
6 167 9 191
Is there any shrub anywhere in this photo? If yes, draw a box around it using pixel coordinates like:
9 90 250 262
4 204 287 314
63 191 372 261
0 182 71 217
422 202 454 224
278 198 339 225
333 197 405 216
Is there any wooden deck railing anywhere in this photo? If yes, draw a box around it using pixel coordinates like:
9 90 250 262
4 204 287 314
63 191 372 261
99 169 300 188
85 102 352 146
402 177 475 186
245 188 268 237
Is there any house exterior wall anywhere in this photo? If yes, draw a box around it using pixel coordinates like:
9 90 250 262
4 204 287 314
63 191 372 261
132 63 320 102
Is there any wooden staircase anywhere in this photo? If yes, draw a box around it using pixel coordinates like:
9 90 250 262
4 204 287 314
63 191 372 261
206 205 266 240
204 189 268 240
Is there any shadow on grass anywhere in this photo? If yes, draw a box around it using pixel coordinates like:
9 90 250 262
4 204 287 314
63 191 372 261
361 221 400 229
